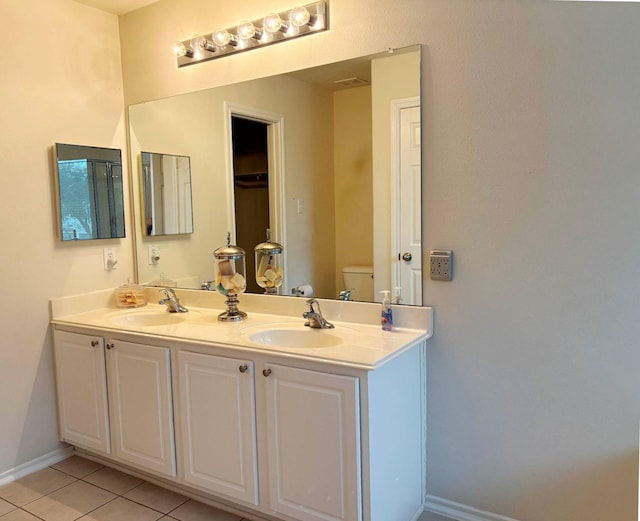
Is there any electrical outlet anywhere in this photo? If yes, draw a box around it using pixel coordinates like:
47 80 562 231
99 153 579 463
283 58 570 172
430 250 452 281
148 245 160 265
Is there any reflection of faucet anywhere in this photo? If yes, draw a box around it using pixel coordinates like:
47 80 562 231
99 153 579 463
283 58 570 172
303 298 334 329
201 281 214 291
159 288 189 313
338 289 352 301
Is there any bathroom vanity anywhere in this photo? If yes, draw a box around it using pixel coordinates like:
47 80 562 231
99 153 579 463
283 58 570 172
50 289 433 521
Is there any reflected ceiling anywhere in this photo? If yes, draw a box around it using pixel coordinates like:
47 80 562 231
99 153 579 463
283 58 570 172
73 0 158 15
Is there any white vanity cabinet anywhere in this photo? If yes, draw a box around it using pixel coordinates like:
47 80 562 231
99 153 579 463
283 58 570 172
106 339 176 478
263 363 361 521
177 350 258 505
174 351 361 520
53 330 110 455
52 330 176 478
51 308 429 521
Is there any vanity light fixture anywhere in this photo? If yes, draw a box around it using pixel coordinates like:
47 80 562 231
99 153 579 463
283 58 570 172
173 1 328 67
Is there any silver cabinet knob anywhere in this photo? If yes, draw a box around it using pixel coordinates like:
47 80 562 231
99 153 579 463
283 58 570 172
90 340 99 347
402 252 412 262
262 368 272 377
239 364 249 373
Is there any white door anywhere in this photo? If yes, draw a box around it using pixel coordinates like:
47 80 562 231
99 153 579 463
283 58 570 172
161 155 193 234
162 154 178 234
264 364 361 521
106 339 176 477
53 330 110 454
178 351 258 505
393 101 422 305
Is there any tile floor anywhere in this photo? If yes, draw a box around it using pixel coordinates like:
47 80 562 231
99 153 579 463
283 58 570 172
0 456 245 521
0 455 452 521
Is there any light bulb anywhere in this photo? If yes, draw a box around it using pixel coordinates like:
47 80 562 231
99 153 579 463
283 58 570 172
290 6 311 27
173 41 187 57
213 29 232 46
264 13 283 33
190 35 206 59
237 20 256 40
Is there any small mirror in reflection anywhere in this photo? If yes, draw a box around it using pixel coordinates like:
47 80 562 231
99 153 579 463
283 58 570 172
140 152 194 236
53 143 125 241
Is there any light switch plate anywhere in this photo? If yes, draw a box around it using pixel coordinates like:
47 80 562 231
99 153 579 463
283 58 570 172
103 248 117 271
148 245 159 265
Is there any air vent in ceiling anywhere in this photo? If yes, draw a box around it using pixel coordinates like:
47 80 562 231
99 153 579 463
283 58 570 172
333 77 369 88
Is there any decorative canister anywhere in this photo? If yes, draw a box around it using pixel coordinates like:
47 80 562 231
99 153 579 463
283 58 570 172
114 280 147 308
254 229 283 295
213 232 247 321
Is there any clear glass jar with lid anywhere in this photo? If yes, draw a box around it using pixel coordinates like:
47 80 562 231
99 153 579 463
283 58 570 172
254 229 283 295
213 232 247 321
114 279 147 308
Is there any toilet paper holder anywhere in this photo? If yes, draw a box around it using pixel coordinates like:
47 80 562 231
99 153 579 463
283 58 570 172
292 284 313 297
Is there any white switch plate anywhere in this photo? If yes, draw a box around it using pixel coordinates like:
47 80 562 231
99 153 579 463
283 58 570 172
103 248 117 270
296 198 304 214
148 245 159 265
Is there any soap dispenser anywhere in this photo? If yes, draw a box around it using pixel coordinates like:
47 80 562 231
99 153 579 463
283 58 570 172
380 290 393 331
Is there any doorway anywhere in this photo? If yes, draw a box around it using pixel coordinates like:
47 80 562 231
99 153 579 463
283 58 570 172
231 116 270 294
225 103 286 294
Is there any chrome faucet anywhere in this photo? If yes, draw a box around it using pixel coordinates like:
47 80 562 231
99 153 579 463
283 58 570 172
303 298 334 329
159 288 188 313
338 289 352 301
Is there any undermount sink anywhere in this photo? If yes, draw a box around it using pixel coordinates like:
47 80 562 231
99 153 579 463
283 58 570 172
248 327 343 348
108 309 188 327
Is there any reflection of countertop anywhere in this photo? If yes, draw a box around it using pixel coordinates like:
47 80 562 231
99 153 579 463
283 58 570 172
50 289 434 371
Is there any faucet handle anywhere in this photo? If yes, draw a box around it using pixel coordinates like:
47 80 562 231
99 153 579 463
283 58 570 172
159 287 176 299
303 298 316 325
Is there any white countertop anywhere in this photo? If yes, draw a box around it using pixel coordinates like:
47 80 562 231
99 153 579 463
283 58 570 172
50 289 433 370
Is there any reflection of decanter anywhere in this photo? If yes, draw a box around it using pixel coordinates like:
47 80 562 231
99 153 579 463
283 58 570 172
254 229 284 295
213 232 247 321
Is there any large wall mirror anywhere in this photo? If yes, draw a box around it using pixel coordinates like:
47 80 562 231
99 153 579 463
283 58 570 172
53 143 125 241
128 44 422 304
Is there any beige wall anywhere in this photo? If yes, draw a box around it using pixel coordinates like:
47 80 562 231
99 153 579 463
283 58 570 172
333 86 373 292
0 0 130 473
119 2 640 520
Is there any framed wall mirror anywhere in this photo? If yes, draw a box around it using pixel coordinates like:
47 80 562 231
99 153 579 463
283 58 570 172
53 143 125 241
128 44 422 304
140 152 194 236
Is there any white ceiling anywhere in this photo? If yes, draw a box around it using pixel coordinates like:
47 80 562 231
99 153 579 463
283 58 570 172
73 0 158 15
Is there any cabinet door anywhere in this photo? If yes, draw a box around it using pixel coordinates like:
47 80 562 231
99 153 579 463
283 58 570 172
264 364 361 521
53 330 110 454
178 351 258 505
106 339 176 477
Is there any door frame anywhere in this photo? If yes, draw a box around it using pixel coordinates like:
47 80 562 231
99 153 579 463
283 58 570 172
223 102 287 293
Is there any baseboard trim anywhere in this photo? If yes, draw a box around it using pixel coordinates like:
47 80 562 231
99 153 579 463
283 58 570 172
425 495 520 521
0 446 74 487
